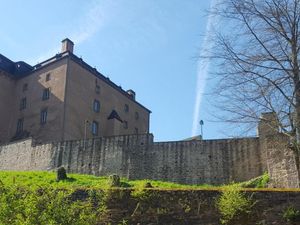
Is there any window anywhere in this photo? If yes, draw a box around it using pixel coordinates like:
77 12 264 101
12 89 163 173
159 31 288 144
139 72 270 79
124 104 129 113
123 121 128 129
42 88 50 100
23 83 28 92
16 118 24 133
92 121 99 135
135 112 139 120
40 109 48 124
20 97 27 110
93 100 100 112
95 84 100 94
135 127 139 134
46 73 51 82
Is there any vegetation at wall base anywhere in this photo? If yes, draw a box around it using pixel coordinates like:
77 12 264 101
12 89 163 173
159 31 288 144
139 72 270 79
0 171 272 190
0 183 106 225
282 206 300 223
238 172 270 188
0 171 216 190
0 171 299 225
216 184 256 224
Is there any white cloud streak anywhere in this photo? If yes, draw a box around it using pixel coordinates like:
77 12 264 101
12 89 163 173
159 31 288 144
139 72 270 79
71 1 109 45
191 0 221 137
28 0 112 64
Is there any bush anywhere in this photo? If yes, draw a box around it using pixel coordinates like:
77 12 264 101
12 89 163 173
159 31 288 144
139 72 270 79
56 167 68 181
283 206 300 222
0 184 104 225
239 172 269 188
144 182 153 188
108 174 121 187
216 185 255 224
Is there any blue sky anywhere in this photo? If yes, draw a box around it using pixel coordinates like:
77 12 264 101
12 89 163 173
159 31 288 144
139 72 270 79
0 0 231 141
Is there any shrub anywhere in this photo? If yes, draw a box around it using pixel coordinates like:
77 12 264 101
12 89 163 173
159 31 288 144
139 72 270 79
239 172 269 188
283 206 300 222
56 167 68 181
216 184 255 224
0 184 103 225
144 182 153 188
108 174 121 187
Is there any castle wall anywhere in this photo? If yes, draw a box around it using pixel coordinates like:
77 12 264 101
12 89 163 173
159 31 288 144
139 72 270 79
148 140 229 185
227 138 262 182
49 136 130 176
0 132 298 187
47 135 262 185
256 112 300 188
0 139 54 171
144 138 261 185
0 134 263 185
264 134 300 188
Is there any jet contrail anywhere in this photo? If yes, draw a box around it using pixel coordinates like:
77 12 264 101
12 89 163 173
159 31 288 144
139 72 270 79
191 0 221 137
28 0 113 65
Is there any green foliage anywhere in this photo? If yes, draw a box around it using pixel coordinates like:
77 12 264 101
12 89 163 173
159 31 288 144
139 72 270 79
0 171 214 190
129 179 213 189
108 174 121 187
131 187 158 203
56 167 68 181
0 183 106 225
216 185 255 224
0 171 280 194
239 173 270 188
117 219 128 225
282 206 300 222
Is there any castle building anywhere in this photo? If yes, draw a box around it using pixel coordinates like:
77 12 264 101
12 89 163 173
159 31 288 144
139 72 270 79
0 38 151 144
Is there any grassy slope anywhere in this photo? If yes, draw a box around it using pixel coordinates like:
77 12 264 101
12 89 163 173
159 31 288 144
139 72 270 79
0 171 215 190
1 171 300 192
0 171 280 191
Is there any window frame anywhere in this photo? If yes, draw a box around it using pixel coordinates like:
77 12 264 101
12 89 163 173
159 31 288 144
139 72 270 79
20 97 27 110
42 88 50 101
92 121 99 136
135 112 139 120
46 73 51 82
123 120 128 129
93 99 100 113
124 104 129 113
95 84 100 94
16 118 24 133
40 108 48 125
22 83 28 92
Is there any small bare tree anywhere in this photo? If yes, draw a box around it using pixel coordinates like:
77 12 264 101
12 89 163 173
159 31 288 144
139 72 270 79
206 0 300 141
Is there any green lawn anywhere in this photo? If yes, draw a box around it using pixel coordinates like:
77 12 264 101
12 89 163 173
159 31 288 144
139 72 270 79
0 171 214 190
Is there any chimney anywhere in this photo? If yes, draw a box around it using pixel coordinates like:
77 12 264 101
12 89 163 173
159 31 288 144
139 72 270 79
127 89 136 100
61 38 74 53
